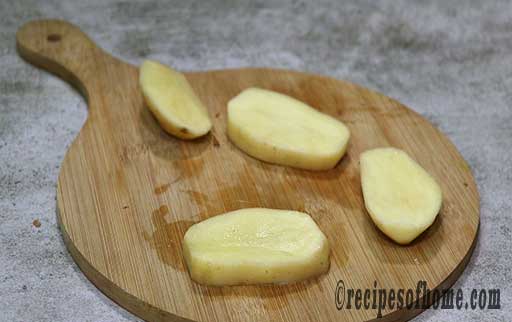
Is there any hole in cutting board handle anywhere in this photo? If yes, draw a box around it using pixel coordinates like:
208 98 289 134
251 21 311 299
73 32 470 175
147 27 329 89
47 33 61 42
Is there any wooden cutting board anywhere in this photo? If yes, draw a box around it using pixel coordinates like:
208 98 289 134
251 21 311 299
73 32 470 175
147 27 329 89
17 20 479 322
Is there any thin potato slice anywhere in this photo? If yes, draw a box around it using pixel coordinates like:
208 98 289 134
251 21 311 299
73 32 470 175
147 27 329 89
360 147 443 244
183 208 330 286
227 88 350 170
139 60 212 139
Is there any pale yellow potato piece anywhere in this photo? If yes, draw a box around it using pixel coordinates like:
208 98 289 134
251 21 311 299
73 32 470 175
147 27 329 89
183 208 330 286
139 60 212 139
360 148 443 245
227 88 350 170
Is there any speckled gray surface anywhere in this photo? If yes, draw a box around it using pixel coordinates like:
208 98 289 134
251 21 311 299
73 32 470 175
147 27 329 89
0 0 510 321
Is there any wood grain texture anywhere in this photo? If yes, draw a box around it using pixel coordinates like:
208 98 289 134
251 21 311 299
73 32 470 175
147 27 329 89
16 20 479 322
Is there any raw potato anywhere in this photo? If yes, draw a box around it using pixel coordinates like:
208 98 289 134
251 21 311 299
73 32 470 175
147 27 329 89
227 88 350 170
183 208 330 286
360 147 443 245
139 60 212 139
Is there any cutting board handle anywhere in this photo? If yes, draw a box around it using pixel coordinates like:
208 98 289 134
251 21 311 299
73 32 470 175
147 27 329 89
16 19 103 100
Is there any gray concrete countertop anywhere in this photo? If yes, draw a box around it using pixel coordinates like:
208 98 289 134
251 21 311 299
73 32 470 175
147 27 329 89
0 1 510 321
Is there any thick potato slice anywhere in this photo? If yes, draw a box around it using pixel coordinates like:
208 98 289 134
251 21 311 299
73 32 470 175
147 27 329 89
360 147 443 244
139 60 212 139
227 88 350 170
183 208 330 286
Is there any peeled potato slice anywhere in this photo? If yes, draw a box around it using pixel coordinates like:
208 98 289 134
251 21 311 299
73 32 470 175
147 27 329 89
227 88 350 170
183 208 330 286
139 60 212 139
360 147 443 245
